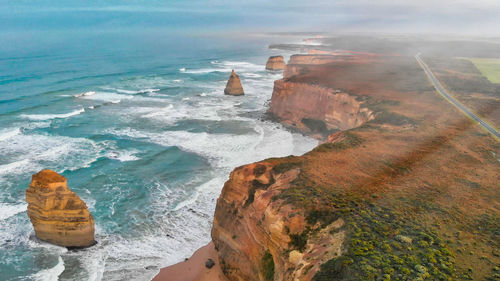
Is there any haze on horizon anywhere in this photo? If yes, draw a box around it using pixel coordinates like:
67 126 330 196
2 0 500 36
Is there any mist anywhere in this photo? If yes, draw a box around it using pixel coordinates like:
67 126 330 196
2 0 500 36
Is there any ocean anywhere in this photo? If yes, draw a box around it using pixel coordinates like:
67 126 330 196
0 6 317 281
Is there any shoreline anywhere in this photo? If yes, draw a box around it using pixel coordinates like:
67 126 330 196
152 242 228 281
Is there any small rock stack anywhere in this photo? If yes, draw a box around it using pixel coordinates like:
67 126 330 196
265 55 286 70
224 70 245 96
26 169 96 248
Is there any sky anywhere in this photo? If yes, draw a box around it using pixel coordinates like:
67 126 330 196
1 0 500 35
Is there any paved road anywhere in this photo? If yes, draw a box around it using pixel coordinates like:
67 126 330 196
415 53 500 139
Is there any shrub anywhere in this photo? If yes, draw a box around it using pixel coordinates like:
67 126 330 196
261 251 275 281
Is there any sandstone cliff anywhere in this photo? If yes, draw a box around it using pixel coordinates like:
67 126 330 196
212 162 345 281
269 80 373 138
284 55 338 78
210 53 500 281
26 169 96 248
224 70 245 96
266 56 286 71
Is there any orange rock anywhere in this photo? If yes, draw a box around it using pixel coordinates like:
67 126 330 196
265 56 285 70
212 162 345 281
224 70 244 96
26 169 96 248
269 80 374 138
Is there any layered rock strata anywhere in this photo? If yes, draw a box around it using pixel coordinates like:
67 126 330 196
265 56 286 70
26 169 96 248
269 80 374 137
224 70 245 96
212 163 345 281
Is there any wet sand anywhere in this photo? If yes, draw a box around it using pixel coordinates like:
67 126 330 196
152 242 229 281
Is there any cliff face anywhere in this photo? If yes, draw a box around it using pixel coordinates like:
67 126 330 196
26 169 95 248
224 70 245 96
266 56 286 71
211 51 500 281
212 162 346 281
284 55 337 78
269 80 373 137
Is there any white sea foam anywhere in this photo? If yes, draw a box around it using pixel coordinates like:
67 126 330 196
0 203 27 221
0 133 103 179
32 256 65 281
106 149 140 162
74 91 96 97
242 73 263 78
136 102 222 125
214 61 265 72
0 128 21 141
1 57 318 281
178 60 264 75
108 120 315 169
180 68 233 74
75 91 133 104
172 177 220 211
113 88 160 95
20 108 85 121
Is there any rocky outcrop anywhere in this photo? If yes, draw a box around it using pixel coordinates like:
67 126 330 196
26 169 96 248
224 70 245 96
284 55 338 77
268 80 374 137
265 56 286 71
212 162 345 281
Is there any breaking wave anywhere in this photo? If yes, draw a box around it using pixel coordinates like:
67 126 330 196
20 108 85 121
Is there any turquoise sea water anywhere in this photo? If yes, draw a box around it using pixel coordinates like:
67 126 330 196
0 6 317 281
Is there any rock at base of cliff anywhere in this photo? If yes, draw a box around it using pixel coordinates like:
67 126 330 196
266 55 286 70
26 169 96 248
224 70 244 96
205 259 215 269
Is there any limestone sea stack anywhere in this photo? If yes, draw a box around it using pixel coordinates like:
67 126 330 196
26 169 96 248
265 55 286 70
224 70 244 96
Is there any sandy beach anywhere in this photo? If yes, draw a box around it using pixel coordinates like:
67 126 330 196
152 242 229 281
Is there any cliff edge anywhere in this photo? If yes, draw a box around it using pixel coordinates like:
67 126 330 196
211 54 500 280
266 56 286 71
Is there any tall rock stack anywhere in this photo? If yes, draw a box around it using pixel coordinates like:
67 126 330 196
224 70 245 96
26 169 96 248
265 55 286 70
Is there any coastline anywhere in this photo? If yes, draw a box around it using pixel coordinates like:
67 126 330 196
152 242 228 281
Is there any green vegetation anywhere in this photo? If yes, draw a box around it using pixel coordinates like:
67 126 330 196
372 111 418 126
272 160 302 174
245 176 276 206
274 169 456 280
313 131 363 153
313 202 455 281
261 251 275 281
457 178 481 189
289 230 309 252
302 118 338 136
469 58 500 84
472 213 500 249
